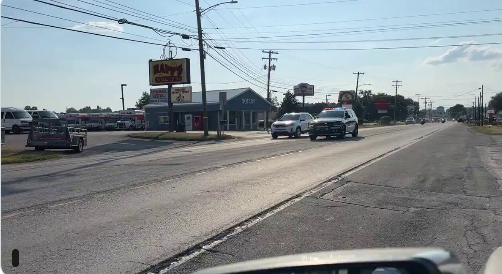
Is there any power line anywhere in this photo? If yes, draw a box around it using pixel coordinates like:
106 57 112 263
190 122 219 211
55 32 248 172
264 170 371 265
0 16 195 49
204 17 502 38
32 0 193 36
1 4 169 43
213 41 502 51
224 0 360 10
84 0 195 31
205 32 502 44
205 7 502 29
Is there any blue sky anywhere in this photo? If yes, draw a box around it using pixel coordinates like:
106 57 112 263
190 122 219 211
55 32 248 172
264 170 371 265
2 0 502 112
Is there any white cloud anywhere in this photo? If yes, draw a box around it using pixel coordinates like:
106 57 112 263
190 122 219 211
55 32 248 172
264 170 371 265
71 21 124 33
424 41 502 65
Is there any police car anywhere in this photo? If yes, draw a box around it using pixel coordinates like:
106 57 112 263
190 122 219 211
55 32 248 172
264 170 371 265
309 107 358 140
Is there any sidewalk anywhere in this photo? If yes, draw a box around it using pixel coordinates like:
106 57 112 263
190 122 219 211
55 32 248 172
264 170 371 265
477 135 502 189
190 130 271 139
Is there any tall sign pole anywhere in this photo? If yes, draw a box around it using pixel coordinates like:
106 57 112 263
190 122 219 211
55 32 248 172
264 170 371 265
353 72 364 102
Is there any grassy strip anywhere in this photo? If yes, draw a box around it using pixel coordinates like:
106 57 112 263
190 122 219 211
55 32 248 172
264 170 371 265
471 125 502 135
2 149 63 164
127 132 237 141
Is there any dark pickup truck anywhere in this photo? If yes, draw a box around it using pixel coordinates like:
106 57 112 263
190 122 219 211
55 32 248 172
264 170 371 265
26 118 87 153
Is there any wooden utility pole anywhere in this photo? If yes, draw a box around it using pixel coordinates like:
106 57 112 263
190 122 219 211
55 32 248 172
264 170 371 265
353 72 364 102
392 80 402 124
262 50 278 132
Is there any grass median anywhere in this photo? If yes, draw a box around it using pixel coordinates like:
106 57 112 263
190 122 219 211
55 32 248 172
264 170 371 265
471 125 502 135
1 149 63 165
126 132 238 141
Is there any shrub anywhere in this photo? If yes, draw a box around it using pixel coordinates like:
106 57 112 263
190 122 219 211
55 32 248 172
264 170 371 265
380 116 392 125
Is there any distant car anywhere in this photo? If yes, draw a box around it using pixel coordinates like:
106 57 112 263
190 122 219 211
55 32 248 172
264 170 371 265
271 112 313 139
457 117 464 123
405 117 415 125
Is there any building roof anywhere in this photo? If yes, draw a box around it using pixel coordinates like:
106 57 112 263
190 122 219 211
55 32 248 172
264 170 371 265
191 87 252 103
144 87 273 109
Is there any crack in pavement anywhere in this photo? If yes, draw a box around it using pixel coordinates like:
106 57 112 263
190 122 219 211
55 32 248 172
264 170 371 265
344 180 499 199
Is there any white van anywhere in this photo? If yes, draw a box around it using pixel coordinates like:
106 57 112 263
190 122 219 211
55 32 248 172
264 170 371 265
1 107 33 134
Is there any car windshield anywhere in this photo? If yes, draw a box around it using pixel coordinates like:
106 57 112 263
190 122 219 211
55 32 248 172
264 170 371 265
12 111 32 119
279 114 300 121
317 111 344 118
38 111 59 118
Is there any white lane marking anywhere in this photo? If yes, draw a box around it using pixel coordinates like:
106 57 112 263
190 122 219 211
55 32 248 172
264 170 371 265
153 127 446 274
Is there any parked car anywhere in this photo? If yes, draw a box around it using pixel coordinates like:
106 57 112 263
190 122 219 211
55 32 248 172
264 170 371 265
1 107 33 134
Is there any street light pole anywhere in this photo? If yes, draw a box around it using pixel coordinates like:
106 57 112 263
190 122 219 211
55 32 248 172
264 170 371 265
120 84 127 110
194 0 209 137
195 0 237 137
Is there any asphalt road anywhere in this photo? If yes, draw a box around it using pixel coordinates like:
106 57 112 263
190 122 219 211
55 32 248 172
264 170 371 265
2 123 486 274
164 124 502 274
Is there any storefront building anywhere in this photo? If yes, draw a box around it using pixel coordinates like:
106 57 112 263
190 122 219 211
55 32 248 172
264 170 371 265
144 87 273 131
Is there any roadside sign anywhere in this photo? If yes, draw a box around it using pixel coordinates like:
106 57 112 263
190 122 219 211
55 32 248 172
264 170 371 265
293 83 314 96
342 104 353 110
338 90 355 104
149 58 191 86
378 109 388 113
172 86 192 102
150 88 169 103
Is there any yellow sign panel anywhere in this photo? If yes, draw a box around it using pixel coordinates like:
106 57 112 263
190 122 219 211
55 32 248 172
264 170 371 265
149 58 191 86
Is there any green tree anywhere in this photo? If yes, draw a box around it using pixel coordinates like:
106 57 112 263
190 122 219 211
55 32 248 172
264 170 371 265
277 91 300 118
447 104 467 119
135 92 151 109
78 106 92 113
102 107 113 113
488 92 502 113
66 107 78 113
24 106 37 110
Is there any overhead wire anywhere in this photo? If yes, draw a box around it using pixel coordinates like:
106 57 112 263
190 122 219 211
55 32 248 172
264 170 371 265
211 41 502 51
0 16 195 49
203 17 502 39
205 7 502 29
205 32 502 44
85 0 195 31
33 0 193 37
224 0 361 10
1 4 171 43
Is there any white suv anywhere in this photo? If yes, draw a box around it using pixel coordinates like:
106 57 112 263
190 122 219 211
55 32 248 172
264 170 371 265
271 112 313 139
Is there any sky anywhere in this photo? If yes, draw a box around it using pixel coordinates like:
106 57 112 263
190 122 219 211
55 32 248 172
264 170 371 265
1 0 502 112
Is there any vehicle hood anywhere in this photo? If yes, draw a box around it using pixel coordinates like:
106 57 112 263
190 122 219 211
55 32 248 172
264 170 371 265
272 120 296 126
312 118 344 123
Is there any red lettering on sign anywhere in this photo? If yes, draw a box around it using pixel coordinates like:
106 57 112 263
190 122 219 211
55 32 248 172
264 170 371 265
155 76 182 83
153 64 183 76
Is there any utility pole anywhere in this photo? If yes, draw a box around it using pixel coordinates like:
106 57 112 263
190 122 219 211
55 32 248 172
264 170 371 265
262 50 278 132
120 84 127 110
421 97 430 120
195 0 209 137
415 93 420 116
475 96 478 123
353 72 364 102
429 101 434 121
392 80 402 124
481 85 484 126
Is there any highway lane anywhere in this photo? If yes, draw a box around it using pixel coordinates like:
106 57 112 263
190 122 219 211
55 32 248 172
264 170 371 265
166 124 502 274
2 125 413 213
1 124 448 273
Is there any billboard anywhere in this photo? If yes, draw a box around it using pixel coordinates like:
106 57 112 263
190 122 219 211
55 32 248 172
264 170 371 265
293 83 314 96
338 90 355 104
149 58 191 86
172 86 192 102
150 88 169 103
376 101 390 114
150 87 192 103
407 105 415 112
